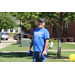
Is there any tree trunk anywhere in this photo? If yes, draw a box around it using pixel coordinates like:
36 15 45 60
31 22 34 35
57 12 63 59
19 19 21 39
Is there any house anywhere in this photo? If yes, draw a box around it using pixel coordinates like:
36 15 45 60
1 17 24 33
49 20 75 42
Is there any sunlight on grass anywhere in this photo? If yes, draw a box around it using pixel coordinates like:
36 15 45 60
0 42 75 62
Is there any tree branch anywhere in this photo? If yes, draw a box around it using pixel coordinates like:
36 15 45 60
62 12 69 18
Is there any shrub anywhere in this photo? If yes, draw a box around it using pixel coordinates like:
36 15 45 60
54 40 58 43
67 37 74 42
49 39 55 42
61 38 67 42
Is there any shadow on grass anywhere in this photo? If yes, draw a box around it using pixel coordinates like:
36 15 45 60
11 43 26 47
11 43 22 47
11 42 21 45
0 52 69 59
0 52 33 59
47 52 69 59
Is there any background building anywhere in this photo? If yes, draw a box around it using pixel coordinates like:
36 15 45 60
1 19 24 33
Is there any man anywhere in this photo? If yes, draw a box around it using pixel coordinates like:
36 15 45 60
27 18 50 62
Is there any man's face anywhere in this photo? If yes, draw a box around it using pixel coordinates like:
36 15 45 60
38 20 45 28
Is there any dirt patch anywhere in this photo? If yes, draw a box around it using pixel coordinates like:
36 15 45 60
46 56 69 60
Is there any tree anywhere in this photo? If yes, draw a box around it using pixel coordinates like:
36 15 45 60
55 12 75 58
0 12 17 43
10 12 41 32
0 12 17 32
57 12 63 58
10 12 59 32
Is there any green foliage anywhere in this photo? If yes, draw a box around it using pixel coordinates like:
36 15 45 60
54 40 58 43
0 12 17 31
49 39 55 42
10 12 41 31
10 12 75 32
49 39 58 43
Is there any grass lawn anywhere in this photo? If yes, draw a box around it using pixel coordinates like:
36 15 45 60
46 51 75 62
48 42 75 50
0 42 75 62
0 52 32 62
0 42 75 52
0 51 75 62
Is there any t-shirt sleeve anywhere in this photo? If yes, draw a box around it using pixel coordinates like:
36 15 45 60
44 30 50 40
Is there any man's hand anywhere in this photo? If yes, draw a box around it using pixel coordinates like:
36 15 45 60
27 49 31 52
42 51 46 55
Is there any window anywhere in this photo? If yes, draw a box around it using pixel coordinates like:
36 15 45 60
10 29 13 32
53 25 57 32
63 20 68 33
4 29 7 32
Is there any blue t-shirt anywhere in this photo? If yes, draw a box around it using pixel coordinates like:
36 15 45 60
33 28 50 52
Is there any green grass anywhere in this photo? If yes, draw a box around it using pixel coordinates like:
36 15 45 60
0 43 29 51
0 42 75 62
0 52 32 62
0 42 75 52
0 51 75 62
48 42 75 50
46 51 75 62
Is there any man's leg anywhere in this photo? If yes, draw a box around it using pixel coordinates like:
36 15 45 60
33 51 47 62
33 51 39 62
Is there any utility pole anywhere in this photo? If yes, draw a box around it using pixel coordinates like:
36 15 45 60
57 12 63 58
17 17 21 44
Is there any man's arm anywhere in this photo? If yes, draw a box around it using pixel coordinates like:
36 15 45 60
42 39 49 55
27 38 34 52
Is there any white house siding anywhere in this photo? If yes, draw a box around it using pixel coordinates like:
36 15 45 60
1 19 23 33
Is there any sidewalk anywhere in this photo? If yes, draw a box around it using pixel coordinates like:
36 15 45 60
48 49 75 51
0 43 12 49
0 49 75 53
64 42 75 44
0 38 16 49
1 38 17 42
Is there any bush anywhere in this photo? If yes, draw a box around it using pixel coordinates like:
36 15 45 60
49 39 55 42
54 40 58 43
67 37 74 42
61 38 67 42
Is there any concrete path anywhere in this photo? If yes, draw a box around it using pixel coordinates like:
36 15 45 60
64 42 75 44
0 43 12 49
0 38 16 49
1 38 17 42
0 49 75 53
48 49 75 51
